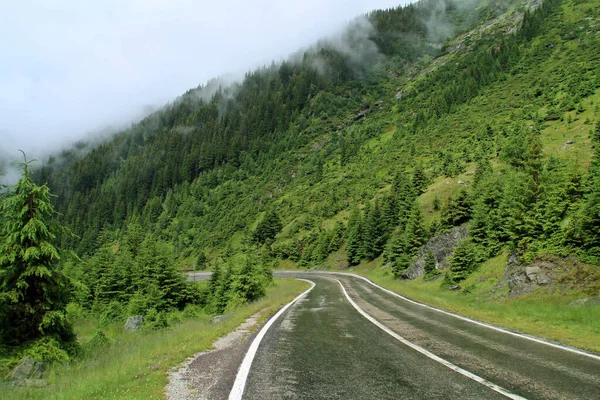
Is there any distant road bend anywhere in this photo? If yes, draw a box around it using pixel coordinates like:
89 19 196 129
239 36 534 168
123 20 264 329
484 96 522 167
188 271 600 399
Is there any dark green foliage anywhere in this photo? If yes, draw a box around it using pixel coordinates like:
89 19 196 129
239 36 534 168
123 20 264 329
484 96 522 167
441 190 471 228
449 240 481 282
253 210 283 245
411 164 429 195
423 249 437 276
346 206 363 265
0 160 76 349
205 254 271 314
195 251 207 271
404 203 427 256
362 202 385 260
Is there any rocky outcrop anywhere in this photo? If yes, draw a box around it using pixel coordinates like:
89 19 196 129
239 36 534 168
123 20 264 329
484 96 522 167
401 225 468 280
6 357 49 387
501 253 553 296
124 315 144 331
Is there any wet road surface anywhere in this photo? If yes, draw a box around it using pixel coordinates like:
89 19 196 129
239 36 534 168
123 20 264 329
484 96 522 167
188 271 600 399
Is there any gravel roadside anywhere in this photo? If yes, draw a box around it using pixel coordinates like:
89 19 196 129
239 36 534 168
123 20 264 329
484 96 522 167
165 311 266 400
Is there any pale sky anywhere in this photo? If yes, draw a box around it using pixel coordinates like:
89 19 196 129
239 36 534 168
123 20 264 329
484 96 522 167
0 0 409 163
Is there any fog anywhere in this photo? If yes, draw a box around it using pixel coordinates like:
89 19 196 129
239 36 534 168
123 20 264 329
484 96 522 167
0 0 411 168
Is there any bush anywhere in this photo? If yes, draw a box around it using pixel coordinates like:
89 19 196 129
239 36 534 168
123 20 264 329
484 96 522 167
84 330 112 352
23 337 70 364
143 308 169 330
66 302 87 322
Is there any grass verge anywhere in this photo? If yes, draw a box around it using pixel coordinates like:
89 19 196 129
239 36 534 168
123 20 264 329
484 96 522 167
350 258 600 353
3 278 309 400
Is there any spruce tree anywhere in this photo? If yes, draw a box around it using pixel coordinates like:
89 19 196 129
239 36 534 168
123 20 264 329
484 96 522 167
404 203 427 256
423 248 437 276
449 240 479 281
346 206 363 265
412 164 429 195
362 201 385 260
0 157 75 347
441 190 471 228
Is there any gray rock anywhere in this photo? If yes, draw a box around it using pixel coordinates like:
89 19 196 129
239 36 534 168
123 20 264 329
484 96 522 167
211 315 230 324
9 378 49 387
402 225 468 280
501 254 555 295
124 315 144 331
569 298 600 307
8 357 47 380
525 266 540 281
536 273 551 285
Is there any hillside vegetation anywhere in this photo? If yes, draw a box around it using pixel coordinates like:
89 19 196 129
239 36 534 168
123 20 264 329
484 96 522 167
2 0 600 370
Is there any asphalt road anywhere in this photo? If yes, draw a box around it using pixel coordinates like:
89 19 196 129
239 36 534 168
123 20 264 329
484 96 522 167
188 271 600 399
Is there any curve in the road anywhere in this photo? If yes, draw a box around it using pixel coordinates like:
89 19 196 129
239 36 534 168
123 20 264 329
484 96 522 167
329 272 600 362
336 279 526 400
229 279 316 400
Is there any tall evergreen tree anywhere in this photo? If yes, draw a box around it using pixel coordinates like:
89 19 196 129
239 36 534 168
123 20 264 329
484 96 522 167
362 201 385 260
404 203 427 256
0 157 76 347
346 205 363 265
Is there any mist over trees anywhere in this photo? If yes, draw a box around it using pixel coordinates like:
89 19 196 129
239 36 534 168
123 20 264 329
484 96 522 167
2 0 599 368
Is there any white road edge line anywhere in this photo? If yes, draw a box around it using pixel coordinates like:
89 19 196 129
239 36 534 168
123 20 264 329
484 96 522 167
336 279 527 400
228 279 316 400
324 272 600 362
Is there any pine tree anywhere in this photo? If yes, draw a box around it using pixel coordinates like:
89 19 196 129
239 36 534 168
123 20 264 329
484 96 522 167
404 203 427 256
346 206 363 265
577 147 600 261
0 157 76 347
423 248 437 276
449 240 480 281
441 190 471 228
253 209 283 244
362 201 385 260
412 164 429 195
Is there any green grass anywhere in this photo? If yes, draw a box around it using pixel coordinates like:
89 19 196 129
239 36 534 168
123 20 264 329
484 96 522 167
351 258 600 353
3 278 309 400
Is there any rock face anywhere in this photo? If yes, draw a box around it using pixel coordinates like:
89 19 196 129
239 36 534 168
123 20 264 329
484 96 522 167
8 357 47 380
124 315 144 331
501 254 553 296
401 225 468 280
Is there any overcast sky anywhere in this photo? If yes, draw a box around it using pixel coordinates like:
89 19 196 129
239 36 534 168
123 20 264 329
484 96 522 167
0 0 409 164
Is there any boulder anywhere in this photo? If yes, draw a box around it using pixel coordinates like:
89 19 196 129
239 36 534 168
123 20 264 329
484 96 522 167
8 357 47 380
124 315 144 331
525 266 540 281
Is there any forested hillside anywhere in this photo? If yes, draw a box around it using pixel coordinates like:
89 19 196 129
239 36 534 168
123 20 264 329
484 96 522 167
32 0 600 293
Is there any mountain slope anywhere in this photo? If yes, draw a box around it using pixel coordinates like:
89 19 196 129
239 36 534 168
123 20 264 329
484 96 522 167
36 0 600 285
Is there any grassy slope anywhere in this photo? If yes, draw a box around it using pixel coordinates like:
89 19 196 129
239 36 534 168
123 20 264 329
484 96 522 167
3 279 309 400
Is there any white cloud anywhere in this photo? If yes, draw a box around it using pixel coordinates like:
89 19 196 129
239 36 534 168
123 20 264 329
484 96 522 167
0 0 409 160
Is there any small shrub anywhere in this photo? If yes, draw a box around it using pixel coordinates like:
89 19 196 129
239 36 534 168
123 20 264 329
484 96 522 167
23 337 70 364
143 308 169 330
84 330 113 352
100 301 125 326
